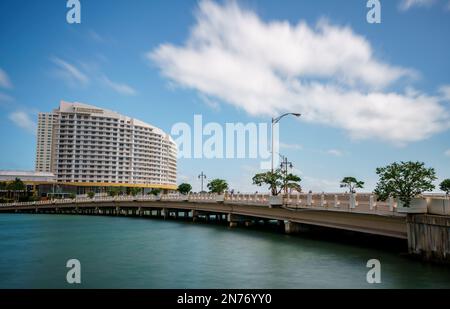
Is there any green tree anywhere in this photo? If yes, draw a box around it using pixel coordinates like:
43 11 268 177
7 178 26 201
283 173 302 193
68 193 76 200
253 170 283 196
253 169 301 195
130 187 141 196
207 179 229 194
374 161 436 207
340 177 364 193
108 187 121 197
0 182 7 190
148 188 161 196
178 183 192 195
440 179 450 196
87 191 95 199
7 178 26 192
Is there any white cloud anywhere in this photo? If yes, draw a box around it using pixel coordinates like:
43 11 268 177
8 111 36 134
199 94 221 110
439 85 450 102
327 149 343 156
280 142 303 150
0 68 13 89
51 57 89 86
177 174 190 182
150 0 449 145
101 76 137 96
399 0 435 10
445 149 450 156
51 57 137 95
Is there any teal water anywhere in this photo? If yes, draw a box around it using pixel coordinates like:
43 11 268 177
0 214 449 289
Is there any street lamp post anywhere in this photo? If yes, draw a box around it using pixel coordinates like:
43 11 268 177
280 155 294 194
198 172 207 193
271 113 301 175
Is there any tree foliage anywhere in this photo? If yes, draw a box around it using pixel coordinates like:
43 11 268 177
129 187 141 196
252 169 301 196
374 161 436 207
340 177 364 193
149 188 161 196
0 182 7 190
440 179 450 195
178 183 192 195
283 173 302 193
7 178 26 192
87 191 95 199
207 179 229 194
108 187 121 197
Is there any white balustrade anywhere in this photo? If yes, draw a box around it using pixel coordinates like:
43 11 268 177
307 193 313 206
334 195 340 208
320 194 326 207
349 194 357 209
369 195 376 210
389 197 395 212
0 192 426 217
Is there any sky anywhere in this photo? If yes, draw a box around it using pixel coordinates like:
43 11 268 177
0 0 449 193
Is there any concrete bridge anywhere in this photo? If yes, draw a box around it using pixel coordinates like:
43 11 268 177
1 193 449 263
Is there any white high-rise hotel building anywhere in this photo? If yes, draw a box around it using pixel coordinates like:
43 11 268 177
35 101 177 190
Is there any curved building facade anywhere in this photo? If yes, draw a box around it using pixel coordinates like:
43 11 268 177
36 101 177 190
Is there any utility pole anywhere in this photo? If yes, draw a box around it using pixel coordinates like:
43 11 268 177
198 172 207 193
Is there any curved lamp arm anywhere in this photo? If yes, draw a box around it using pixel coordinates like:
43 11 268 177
272 113 301 124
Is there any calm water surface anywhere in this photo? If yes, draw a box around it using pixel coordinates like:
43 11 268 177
0 214 449 289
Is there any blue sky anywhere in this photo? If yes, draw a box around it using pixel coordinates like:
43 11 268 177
0 0 449 192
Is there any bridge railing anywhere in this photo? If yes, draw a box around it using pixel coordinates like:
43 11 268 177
226 193 270 206
283 193 398 216
1 192 445 216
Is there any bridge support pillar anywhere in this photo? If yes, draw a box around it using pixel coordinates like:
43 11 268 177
162 208 168 220
228 214 246 228
407 214 450 264
284 221 303 234
192 210 198 222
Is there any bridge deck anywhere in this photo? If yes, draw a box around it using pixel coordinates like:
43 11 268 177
0 195 408 239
